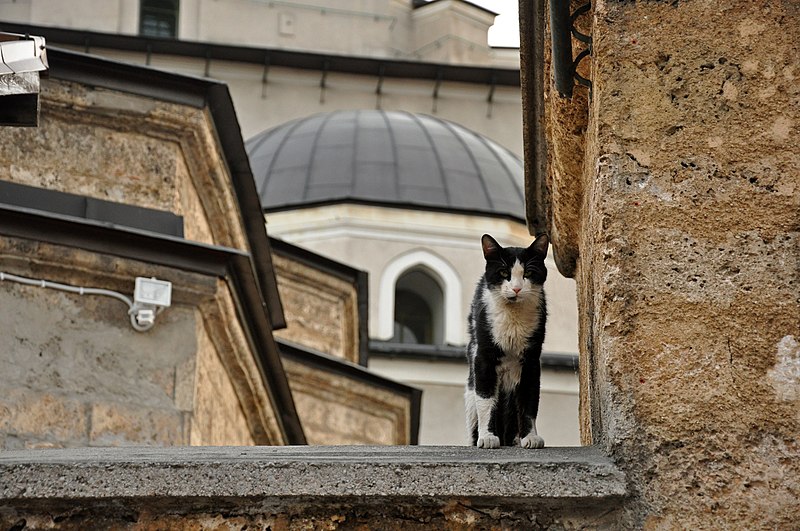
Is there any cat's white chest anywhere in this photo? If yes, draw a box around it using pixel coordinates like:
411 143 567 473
483 289 542 358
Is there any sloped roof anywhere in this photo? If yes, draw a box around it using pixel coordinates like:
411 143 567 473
246 110 526 222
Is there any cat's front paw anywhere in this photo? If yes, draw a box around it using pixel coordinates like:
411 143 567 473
477 434 500 449
520 434 545 449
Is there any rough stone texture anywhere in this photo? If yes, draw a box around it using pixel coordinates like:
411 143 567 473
0 445 626 530
0 79 248 249
283 357 412 445
0 244 199 449
189 314 255 446
197 279 287 445
541 1 800 528
0 76 300 448
273 253 361 364
543 0 592 278
0 237 287 448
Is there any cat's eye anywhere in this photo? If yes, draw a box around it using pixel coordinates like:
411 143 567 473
500 270 509 278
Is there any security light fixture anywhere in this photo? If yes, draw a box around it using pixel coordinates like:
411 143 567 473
131 277 172 330
134 277 172 307
0 32 48 126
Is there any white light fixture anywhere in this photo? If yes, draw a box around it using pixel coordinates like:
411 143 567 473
131 277 172 330
134 277 172 307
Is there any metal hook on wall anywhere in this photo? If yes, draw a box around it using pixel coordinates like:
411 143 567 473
432 67 442 114
550 1 592 99
319 59 330 104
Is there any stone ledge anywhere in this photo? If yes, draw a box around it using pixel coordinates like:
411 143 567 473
0 445 625 512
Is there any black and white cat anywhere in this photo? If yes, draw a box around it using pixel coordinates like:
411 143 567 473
465 233 549 449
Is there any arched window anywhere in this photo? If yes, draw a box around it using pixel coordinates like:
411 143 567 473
140 0 179 38
392 269 444 345
379 250 461 345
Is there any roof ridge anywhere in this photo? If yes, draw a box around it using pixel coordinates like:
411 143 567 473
437 116 494 210
407 113 450 205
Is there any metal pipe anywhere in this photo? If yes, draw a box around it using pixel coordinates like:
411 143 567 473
549 0 574 97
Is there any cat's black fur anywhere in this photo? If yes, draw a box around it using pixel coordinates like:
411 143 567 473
465 233 548 449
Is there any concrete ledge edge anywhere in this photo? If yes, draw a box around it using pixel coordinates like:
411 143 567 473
1 445 627 510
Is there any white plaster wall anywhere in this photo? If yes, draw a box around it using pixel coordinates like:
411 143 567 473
1 0 515 67
193 0 404 59
49 47 523 158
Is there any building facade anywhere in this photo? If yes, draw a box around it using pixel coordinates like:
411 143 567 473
1 0 581 446
3 0 796 528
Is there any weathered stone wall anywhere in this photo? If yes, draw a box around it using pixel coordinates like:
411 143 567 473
0 238 286 449
0 79 248 250
542 0 591 278
189 315 255 446
282 357 413 445
545 0 799 527
0 77 288 448
0 239 195 448
272 253 361 364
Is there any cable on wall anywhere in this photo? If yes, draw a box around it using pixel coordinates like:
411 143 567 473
0 272 172 332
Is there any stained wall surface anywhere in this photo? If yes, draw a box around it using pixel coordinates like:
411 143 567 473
272 252 362 365
0 78 283 448
0 271 195 448
543 1 799 527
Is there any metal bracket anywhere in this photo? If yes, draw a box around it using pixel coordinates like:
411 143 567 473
319 59 329 104
261 53 270 99
550 1 592 98
376 63 385 109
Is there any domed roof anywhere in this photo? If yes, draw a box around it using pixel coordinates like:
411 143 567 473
246 110 525 221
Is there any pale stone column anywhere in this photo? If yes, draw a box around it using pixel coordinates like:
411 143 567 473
549 0 799 527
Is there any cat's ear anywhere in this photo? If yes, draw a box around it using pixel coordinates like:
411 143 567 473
528 234 549 258
481 234 502 261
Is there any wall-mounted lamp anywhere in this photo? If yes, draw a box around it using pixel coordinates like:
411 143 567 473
132 277 172 329
0 271 172 332
0 32 49 127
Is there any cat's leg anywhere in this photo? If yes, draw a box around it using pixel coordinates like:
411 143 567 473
475 395 499 448
474 355 500 449
517 357 545 449
464 387 478 445
520 421 544 449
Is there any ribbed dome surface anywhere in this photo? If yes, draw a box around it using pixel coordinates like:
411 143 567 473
246 110 525 220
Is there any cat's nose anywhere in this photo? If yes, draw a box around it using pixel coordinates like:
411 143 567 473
512 287 521 294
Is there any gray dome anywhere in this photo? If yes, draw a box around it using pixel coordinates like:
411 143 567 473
246 110 525 221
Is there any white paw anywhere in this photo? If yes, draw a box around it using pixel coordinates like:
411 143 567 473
520 435 545 449
477 435 500 449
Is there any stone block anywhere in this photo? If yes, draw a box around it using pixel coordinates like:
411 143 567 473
273 253 360 363
189 316 255 446
173 355 196 412
282 356 412 445
540 1 800 527
0 390 88 447
89 402 185 446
